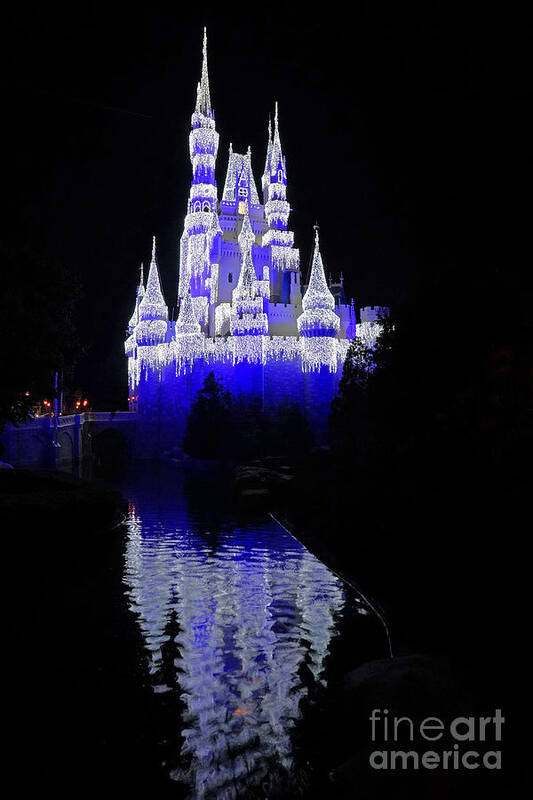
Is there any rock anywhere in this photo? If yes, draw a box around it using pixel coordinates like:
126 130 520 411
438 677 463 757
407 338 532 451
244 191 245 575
234 465 293 486
238 488 271 510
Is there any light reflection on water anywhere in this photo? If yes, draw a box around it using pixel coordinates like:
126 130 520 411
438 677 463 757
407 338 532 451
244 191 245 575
120 467 365 798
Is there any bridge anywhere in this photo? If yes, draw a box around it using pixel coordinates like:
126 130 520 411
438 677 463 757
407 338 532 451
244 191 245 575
1 412 137 468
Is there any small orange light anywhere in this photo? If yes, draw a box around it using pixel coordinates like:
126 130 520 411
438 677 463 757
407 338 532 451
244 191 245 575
233 707 251 716
25 391 30 397
82 400 88 407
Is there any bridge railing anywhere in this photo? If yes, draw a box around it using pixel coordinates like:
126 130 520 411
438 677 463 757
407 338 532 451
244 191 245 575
1 411 137 467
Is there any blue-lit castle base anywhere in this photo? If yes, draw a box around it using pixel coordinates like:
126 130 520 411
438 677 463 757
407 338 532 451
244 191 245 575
125 30 386 458
134 357 340 459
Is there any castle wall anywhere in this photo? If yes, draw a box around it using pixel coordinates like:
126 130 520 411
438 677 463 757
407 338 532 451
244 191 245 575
267 302 298 336
134 355 341 458
337 302 357 339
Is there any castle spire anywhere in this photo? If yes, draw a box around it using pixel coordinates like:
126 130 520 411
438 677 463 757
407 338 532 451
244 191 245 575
236 207 256 297
195 27 211 116
271 101 283 173
302 229 335 312
223 145 260 205
238 204 255 250
231 206 268 335
139 236 168 321
264 102 289 231
297 228 340 341
176 290 201 335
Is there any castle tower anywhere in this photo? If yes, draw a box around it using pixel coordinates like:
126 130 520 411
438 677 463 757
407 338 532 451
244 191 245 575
265 103 289 231
136 237 168 346
223 145 260 215
230 208 268 339
125 264 145 408
178 28 221 337
297 229 340 371
173 290 204 375
262 105 300 306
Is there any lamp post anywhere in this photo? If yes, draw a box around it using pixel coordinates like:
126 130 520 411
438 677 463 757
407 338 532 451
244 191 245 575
53 371 61 452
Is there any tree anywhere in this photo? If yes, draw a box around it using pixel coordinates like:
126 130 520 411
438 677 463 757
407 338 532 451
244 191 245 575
329 334 378 462
183 372 233 459
0 242 82 429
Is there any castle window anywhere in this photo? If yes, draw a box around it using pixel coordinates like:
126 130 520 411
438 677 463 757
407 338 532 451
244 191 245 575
278 169 283 182
203 201 210 211
238 187 248 197
194 201 201 212
228 273 233 283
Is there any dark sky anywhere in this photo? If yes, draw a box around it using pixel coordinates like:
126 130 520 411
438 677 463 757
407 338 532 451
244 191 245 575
3 2 531 404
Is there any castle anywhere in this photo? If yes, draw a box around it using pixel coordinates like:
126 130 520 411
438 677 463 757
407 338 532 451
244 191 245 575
125 30 386 456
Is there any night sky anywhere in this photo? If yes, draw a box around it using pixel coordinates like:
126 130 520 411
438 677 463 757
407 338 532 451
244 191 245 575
4 2 530 407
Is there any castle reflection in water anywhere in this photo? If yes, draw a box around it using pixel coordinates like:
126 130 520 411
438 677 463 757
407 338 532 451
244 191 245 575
122 474 346 798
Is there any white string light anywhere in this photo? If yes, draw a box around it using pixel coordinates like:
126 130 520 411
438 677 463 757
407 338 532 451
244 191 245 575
124 31 387 402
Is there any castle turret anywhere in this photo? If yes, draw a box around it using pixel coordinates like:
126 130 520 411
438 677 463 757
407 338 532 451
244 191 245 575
179 28 220 312
173 290 204 372
230 208 268 336
128 263 145 333
261 104 300 304
176 290 201 335
189 27 218 196
222 145 260 209
136 237 168 345
297 229 340 372
298 229 339 338
264 103 289 232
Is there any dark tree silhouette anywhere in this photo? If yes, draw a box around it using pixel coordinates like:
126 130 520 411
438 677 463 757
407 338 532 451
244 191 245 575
183 373 314 462
183 372 233 459
0 242 82 429
314 262 532 656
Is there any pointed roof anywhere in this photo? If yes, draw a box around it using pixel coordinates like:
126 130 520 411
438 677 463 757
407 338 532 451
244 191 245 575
302 229 335 312
270 102 285 176
235 247 257 300
238 206 255 250
128 263 145 329
176 291 201 334
139 237 168 321
222 147 260 203
195 27 211 116
233 209 257 300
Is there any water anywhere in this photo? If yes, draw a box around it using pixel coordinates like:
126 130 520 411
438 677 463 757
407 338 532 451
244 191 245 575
118 464 385 798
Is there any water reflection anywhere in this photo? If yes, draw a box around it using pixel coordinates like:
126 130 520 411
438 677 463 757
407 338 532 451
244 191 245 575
122 468 347 798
